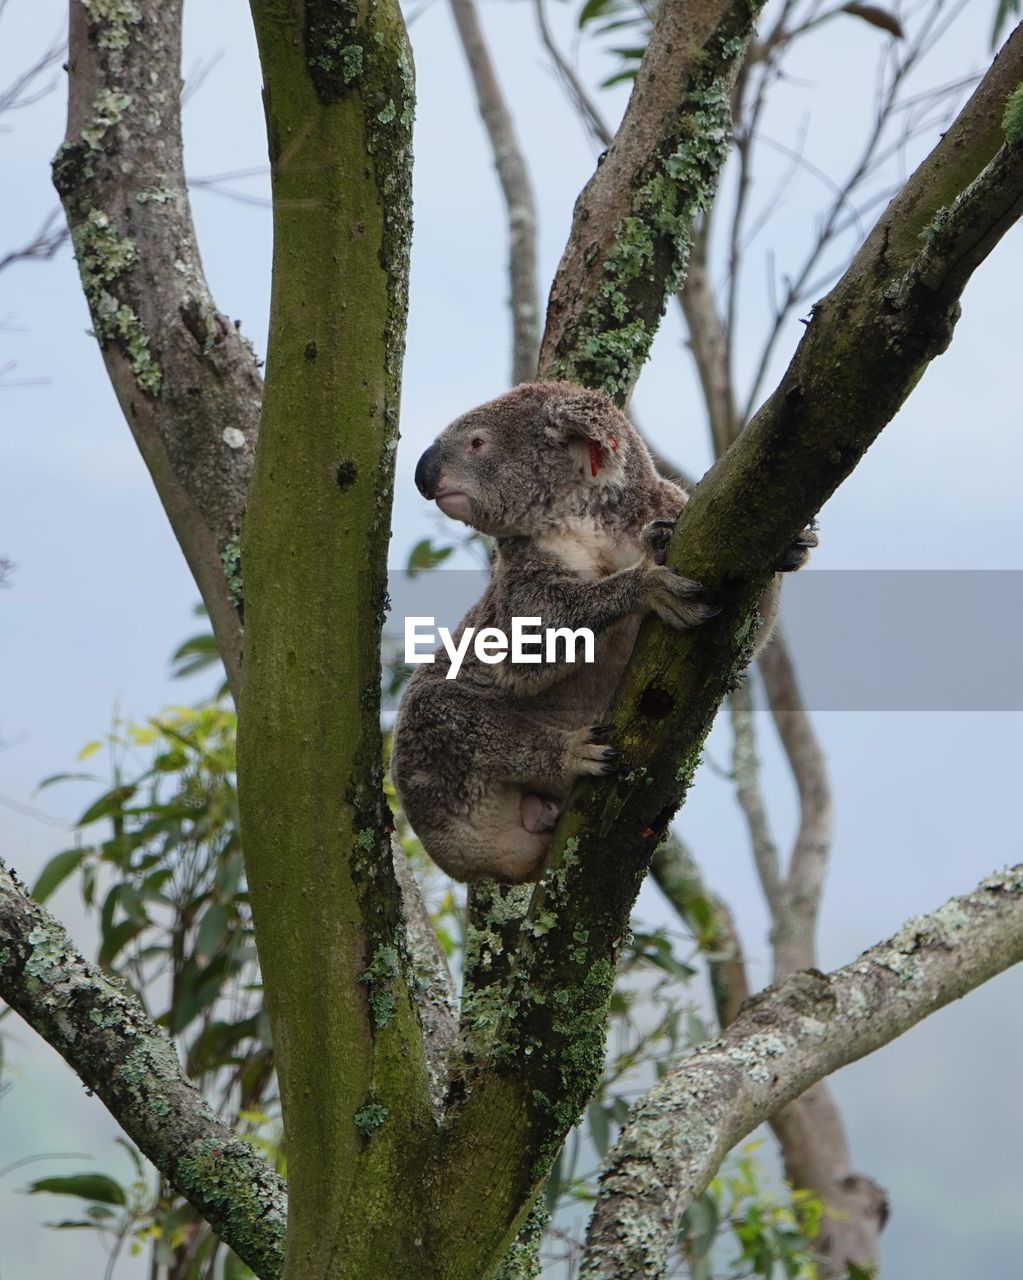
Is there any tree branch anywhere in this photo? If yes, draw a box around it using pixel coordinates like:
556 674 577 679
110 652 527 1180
727 682 783 914
448 0 540 384
650 834 750 1029
581 865 1023 1278
655 808 884 1278
538 0 764 400
759 632 833 982
533 0 614 150
10 13 454 1275
677 217 738 454
392 840 458 1110
54 0 263 697
0 857 287 1278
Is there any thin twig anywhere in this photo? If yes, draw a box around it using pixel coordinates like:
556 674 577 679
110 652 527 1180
448 0 541 384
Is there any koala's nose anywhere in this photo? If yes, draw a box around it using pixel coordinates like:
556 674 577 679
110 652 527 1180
414 442 442 499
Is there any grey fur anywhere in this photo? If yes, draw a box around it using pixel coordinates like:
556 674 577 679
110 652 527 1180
391 382 814 884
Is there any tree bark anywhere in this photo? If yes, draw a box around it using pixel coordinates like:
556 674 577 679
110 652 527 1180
236 3 436 1278
539 0 763 400
581 865 1023 1278
54 0 263 697
0 857 287 1277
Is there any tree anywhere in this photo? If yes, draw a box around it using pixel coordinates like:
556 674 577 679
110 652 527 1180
2 2 1023 1279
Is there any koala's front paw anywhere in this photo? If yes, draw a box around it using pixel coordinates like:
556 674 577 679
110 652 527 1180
776 526 819 572
644 566 721 629
566 723 619 778
642 518 676 566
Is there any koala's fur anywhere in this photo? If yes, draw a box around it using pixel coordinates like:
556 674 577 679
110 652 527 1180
391 381 815 885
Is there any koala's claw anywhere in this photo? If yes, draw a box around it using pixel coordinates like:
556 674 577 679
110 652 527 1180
568 725 620 777
776 526 819 573
645 566 721 630
642 518 676 566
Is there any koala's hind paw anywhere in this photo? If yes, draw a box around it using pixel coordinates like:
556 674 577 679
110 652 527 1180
776 526 819 572
567 724 620 777
645 566 721 629
642 518 676 565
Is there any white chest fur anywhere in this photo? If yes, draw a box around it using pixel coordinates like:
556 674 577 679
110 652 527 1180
535 518 642 577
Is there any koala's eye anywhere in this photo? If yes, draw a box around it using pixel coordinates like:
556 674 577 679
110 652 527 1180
470 436 486 452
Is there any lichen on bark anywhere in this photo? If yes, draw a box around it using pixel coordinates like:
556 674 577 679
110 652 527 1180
541 0 766 402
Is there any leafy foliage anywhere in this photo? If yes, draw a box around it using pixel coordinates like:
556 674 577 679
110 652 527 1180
31 701 274 1278
576 0 653 88
681 1144 822 1280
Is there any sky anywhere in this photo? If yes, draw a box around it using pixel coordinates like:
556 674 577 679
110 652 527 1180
1 0 1022 1276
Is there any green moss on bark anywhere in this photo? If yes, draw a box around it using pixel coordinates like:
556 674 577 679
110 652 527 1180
1003 83 1023 143
240 3 429 1276
547 9 757 401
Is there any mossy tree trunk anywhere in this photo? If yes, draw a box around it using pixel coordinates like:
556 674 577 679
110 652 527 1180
237 4 436 1277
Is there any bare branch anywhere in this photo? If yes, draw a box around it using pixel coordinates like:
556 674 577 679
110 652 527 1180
0 209 68 275
728 682 783 914
677 218 738 453
0 857 286 1279
582 865 1023 1278
449 0 540 385
650 835 750 1029
741 0 974 420
0 25 64 115
533 0 614 149
54 0 263 697
759 633 833 981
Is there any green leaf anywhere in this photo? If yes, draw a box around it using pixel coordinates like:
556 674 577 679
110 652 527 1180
406 537 455 577
587 1101 610 1157
168 956 239 1034
27 1173 126 1206
32 848 86 903
85 1204 118 1220
76 784 137 828
545 1149 564 1213
223 1250 256 1279
170 631 224 680
841 2 904 37
98 919 145 968
216 849 245 900
36 771 103 792
992 0 1021 48
578 0 622 27
683 1191 719 1258
195 904 229 961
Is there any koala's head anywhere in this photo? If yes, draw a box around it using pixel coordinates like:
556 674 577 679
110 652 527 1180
413 381 654 537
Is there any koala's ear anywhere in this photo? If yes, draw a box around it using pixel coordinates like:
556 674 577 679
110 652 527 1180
542 388 626 480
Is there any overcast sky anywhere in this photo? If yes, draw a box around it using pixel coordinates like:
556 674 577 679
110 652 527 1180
1 1 1022 1276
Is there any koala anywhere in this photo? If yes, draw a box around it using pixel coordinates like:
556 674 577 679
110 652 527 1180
390 381 816 885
